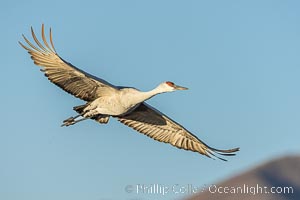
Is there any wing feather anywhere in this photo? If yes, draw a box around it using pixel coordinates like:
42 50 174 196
19 24 117 101
117 103 239 161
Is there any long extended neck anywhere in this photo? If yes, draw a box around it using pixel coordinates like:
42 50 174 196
134 86 166 105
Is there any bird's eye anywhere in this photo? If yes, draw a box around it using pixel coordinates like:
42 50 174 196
166 81 175 87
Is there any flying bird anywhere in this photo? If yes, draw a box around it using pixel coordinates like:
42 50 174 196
19 25 239 161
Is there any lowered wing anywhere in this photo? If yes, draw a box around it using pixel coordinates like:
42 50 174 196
117 103 239 161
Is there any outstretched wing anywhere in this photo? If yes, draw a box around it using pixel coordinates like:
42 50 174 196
116 103 239 161
19 24 117 102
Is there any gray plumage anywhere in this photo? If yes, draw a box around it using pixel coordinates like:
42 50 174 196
20 25 239 161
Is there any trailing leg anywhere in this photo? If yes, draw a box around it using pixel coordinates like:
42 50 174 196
61 115 87 127
61 104 89 127
61 103 110 127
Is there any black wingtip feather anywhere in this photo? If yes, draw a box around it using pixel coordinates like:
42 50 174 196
206 147 240 161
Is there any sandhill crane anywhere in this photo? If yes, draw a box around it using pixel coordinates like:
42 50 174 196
19 25 239 161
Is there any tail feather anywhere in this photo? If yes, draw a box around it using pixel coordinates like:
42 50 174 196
73 104 88 114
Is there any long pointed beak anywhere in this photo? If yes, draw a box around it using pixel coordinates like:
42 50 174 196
174 85 188 90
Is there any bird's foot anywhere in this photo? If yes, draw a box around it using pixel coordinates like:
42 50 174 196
61 115 89 127
61 117 76 127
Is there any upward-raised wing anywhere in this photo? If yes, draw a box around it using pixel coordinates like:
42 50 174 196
116 103 239 161
19 24 117 102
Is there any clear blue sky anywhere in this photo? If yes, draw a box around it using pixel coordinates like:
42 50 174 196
1 0 300 200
